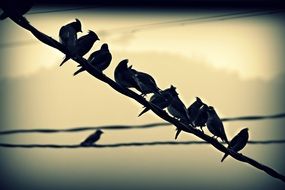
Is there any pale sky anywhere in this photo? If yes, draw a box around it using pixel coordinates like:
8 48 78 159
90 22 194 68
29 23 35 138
0 7 285 190
0 8 284 80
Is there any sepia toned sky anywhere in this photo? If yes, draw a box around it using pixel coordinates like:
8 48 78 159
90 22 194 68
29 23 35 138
0 6 285 190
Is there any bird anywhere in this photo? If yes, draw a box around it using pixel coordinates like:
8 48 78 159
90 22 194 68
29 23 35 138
80 129 104 146
0 0 33 21
221 128 249 162
130 68 161 96
59 19 82 55
206 106 229 143
187 97 204 125
74 43 112 76
114 59 140 90
193 104 209 132
138 85 178 117
167 90 191 139
60 30 100 66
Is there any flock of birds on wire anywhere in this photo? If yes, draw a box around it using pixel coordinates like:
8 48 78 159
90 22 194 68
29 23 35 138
1 1 249 162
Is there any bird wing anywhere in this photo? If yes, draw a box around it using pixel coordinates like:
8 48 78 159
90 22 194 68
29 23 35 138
218 120 228 143
81 133 99 145
90 51 112 71
136 72 160 93
59 27 69 44
230 133 248 152
87 50 100 63
229 132 241 148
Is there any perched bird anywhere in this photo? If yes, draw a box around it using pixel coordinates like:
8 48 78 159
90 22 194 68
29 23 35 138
114 59 139 90
221 128 249 162
60 30 100 66
0 0 33 21
138 85 178 117
74 43 112 75
80 129 104 146
167 90 191 139
130 68 161 96
193 104 209 132
187 97 204 125
206 106 229 143
59 19 82 55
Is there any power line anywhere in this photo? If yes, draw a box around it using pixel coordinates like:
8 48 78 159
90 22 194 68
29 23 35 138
0 8 284 49
100 8 275 33
27 5 105 15
0 113 284 135
0 140 284 149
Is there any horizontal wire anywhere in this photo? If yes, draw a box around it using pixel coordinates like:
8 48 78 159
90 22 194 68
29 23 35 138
0 140 285 149
0 113 284 135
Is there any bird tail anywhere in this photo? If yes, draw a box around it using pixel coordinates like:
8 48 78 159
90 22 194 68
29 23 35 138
221 153 228 162
80 141 89 146
224 137 229 144
60 56 70 66
175 128 182 140
138 107 149 117
74 67 85 76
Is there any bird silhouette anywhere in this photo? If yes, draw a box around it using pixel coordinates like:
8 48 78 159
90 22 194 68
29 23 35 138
188 97 204 125
130 68 161 96
138 85 177 117
74 43 112 75
80 129 104 146
221 128 249 162
206 106 229 143
193 104 209 132
167 90 191 139
114 59 140 90
59 19 82 55
0 0 33 21
60 30 99 66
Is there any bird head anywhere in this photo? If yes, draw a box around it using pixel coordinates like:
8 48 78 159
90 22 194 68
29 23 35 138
101 43 109 50
196 97 203 104
170 85 176 91
201 104 209 111
96 129 104 134
169 85 179 97
117 59 129 69
75 18 82 32
88 30 100 41
207 106 214 114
